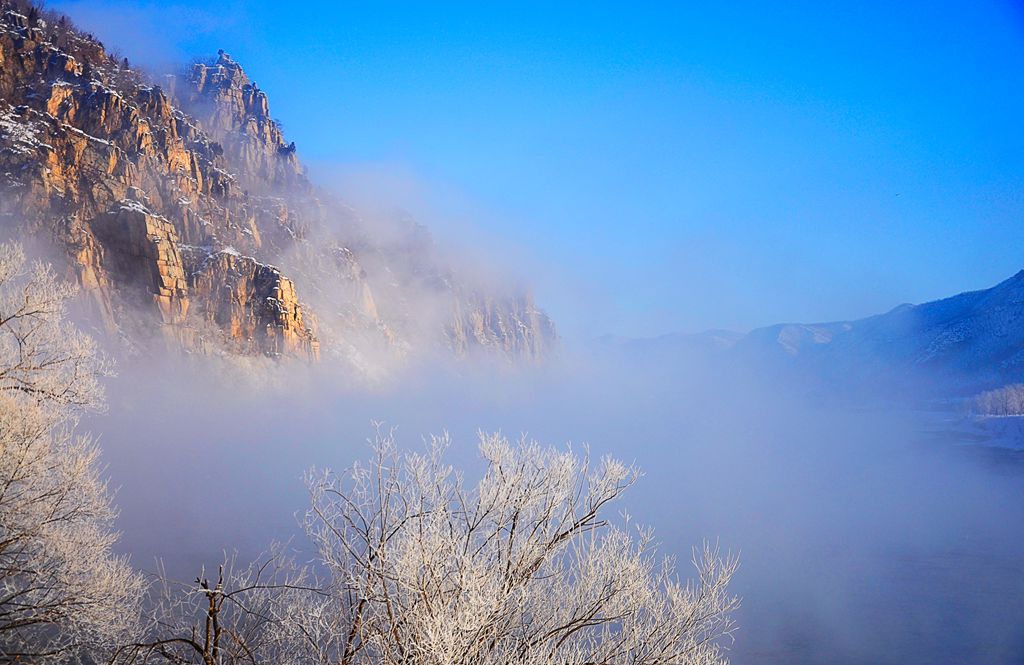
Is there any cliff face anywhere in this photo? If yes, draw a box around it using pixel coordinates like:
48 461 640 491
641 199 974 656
0 1 555 365
172 53 302 191
450 292 556 359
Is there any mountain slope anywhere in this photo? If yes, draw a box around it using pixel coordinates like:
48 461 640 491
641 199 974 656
608 271 1024 394
0 1 555 366
736 271 1024 385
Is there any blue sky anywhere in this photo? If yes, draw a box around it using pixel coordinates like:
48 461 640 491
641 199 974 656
51 0 1024 338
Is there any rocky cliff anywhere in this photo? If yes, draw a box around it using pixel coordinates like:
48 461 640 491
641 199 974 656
0 0 555 365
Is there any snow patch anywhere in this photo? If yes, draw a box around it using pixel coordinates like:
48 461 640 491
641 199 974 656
0 105 45 155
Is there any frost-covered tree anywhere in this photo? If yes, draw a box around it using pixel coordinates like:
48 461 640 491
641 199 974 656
295 429 740 665
972 383 1024 416
113 550 319 665
0 243 143 662
120 430 739 665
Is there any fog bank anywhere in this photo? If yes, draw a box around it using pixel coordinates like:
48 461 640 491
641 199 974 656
87 349 1024 665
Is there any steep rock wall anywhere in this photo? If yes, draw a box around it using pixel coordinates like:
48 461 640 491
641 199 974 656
0 1 555 366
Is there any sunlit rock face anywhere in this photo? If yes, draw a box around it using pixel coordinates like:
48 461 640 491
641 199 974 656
172 51 303 191
0 1 555 366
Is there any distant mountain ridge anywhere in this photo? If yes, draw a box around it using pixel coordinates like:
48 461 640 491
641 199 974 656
610 271 1024 393
0 0 555 367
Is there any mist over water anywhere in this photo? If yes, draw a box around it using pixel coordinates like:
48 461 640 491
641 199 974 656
90 348 1024 665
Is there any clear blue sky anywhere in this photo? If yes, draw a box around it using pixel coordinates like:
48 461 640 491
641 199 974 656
51 0 1024 339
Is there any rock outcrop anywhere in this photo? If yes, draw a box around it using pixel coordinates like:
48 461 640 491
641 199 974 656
449 293 556 359
0 0 555 366
188 249 318 359
170 51 302 190
91 200 190 326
